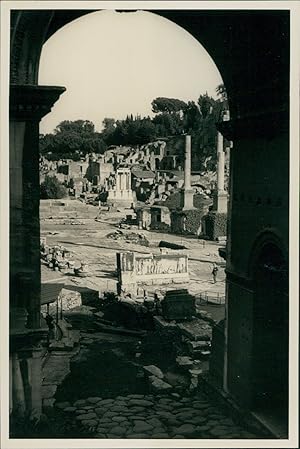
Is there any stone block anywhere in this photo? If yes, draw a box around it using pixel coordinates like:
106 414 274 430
176 356 194 370
149 375 172 393
143 365 164 379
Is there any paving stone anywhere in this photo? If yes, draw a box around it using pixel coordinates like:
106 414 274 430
129 406 146 413
73 399 87 407
63 406 76 413
206 420 219 427
76 412 97 421
112 416 128 423
132 421 153 433
176 424 196 436
209 426 233 437
109 426 127 436
126 394 145 399
165 418 181 427
113 400 127 407
117 420 130 428
75 409 87 415
110 405 128 413
171 393 181 399
130 416 147 421
87 397 102 404
151 433 169 438
197 425 210 431
209 413 226 420
156 403 173 411
94 407 106 416
55 401 70 409
102 411 118 418
82 405 94 410
99 399 114 406
126 433 150 438
96 426 108 433
128 399 153 407
97 422 115 429
238 430 257 438
148 417 164 427
189 416 207 425
116 395 127 400
155 411 174 419
221 418 235 426
172 435 185 438
95 433 107 438
180 397 190 403
175 406 194 413
192 401 210 409
99 417 114 424
176 412 197 422
81 419 98 428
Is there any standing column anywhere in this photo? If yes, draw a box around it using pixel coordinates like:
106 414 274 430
217 131 225 192
10 85 65 330
182 135 194 210
184 134 191 190
213 111 229 213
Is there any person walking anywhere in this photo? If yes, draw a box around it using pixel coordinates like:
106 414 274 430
212 264 219 283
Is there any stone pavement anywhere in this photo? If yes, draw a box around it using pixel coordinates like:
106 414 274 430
55 392 259 439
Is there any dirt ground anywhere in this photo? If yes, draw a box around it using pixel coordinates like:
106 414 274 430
41 208 226 311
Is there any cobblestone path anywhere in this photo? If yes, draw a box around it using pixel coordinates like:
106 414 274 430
55 392 260 439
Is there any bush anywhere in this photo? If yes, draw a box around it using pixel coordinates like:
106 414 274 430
205 211 227 240
40 175 67 199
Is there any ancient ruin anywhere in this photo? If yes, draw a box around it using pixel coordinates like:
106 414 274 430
117 251 189 295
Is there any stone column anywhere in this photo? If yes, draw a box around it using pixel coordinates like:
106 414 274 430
184 135 191 189
10 85 65 330
182 135 194 210
217 131 225 192
10 85 65 420
11 353 26 417
213 111 229 213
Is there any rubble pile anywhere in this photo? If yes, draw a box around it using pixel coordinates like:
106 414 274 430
40 243 74 272
40 241 89 277
106 230 149 247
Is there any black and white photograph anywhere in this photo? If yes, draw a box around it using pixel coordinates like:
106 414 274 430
0 1 299 448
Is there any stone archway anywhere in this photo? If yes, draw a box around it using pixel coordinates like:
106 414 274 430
251 241 288 428
8 8 290 431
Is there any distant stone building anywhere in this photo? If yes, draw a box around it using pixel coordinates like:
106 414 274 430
105 167 135 207
87 158 113 186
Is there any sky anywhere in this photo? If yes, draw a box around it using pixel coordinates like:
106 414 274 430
39 10 223 134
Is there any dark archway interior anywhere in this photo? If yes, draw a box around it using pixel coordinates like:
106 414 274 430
252 243 288 428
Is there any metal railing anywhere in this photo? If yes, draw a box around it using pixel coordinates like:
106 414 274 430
195 291 225 306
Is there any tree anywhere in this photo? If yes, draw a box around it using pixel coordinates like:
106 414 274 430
198 93 215 119
54 120 95 135
183 101 201 133
151 97 187 114
40 175 67 199
39 119 107 159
